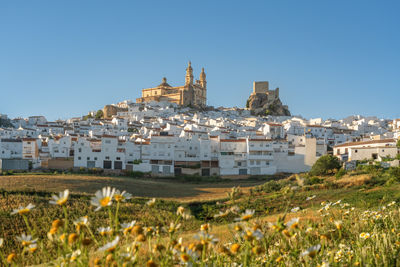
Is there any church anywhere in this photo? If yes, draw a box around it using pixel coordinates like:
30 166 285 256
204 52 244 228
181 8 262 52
136 62 207 108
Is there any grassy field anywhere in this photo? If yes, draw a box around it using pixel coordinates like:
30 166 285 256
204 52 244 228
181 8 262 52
1 169 400 266
0 173 266 202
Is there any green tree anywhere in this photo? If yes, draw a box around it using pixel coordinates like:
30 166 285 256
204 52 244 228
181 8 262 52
95 110 104 119
246 99 250 108
0 117 14 128
82 112 93 121
397 139 400 148
310 155 341 176
128 128 138 133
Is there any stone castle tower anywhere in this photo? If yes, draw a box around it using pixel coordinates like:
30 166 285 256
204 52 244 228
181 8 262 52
136 62 207 108
246 81 290 116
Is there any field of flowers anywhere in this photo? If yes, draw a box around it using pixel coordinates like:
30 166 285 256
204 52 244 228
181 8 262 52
1 172 400 266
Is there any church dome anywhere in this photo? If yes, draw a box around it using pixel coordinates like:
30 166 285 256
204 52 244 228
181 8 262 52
158 77 171 87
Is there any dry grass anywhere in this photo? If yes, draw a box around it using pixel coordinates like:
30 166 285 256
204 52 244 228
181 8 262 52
334 174 372 187
0 174 264 202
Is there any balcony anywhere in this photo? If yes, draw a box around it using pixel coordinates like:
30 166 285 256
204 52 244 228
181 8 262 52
247 154 273 160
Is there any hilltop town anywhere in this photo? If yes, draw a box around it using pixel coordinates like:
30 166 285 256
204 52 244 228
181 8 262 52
1 63 399 176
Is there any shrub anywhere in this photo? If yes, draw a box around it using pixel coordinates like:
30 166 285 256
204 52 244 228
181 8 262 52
262 180 282 193
2 170 14 176
304 176 323 185
126 171 145 178
359 164 382 175
95 109 103 119
385 177 399 186
88 168 104 175
309 155 341 176
335 168 346 179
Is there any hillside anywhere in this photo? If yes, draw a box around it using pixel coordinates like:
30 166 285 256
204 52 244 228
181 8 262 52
1 166 400 265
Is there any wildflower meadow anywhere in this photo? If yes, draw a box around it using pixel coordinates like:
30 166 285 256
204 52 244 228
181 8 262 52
1 170 400 266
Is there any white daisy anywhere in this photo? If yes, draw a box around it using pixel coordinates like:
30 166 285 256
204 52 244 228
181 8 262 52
98 236 120 252
120 221 136 235
306 195 316 201
242 228 263 240
146 198 156 207
90 186 116 211
17 233 37 246
73 216 89 231
69 249 81 262
97 226 113 236
301 244 321 258
235 209 255 221
114 190 132 202
286 217 300 229
11 203 35 215
290 207 300 213
194 232 219 245
49 189 69 206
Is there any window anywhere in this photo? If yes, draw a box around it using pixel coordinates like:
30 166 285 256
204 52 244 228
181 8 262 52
27 142 31 144
105 156 110 160
355 150 358 153
87 157 90 160
116 157 120 160
78 148 82 153
94 157 97 160
78 157 81 160
105 140 111 144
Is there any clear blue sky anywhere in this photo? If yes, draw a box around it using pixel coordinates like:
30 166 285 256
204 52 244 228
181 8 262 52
1 1 399 121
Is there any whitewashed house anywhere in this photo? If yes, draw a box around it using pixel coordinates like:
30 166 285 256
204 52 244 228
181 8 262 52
0 139 22 159
334 139 398 162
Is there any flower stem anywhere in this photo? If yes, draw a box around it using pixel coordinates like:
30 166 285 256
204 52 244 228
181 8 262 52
108 206 113 230
63 205 68 233
22 215 33 235
86 225 99 246
114 202 120 232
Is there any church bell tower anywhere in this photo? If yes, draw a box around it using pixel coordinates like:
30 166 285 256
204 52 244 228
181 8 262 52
185 61 194 86
199 67 206 89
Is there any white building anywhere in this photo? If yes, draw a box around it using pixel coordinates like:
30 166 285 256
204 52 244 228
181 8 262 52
334 139 398 162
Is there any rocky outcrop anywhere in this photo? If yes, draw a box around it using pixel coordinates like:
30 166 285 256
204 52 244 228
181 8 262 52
103 105 128 119
246 93 290 116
